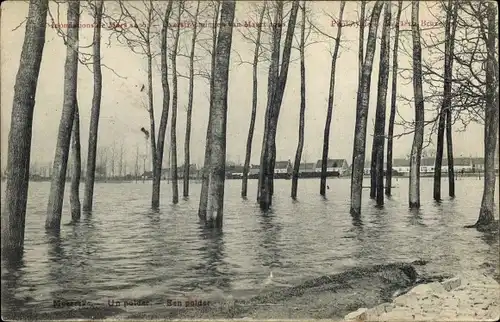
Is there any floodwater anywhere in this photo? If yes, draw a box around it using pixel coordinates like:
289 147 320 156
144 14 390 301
1 177 498 318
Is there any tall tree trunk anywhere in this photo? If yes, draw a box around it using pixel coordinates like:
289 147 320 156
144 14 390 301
118 143 123 177
258 1 282 205
434 0 457 201
408 1 424 209
46 0 80 229
135 145 139 183
291 0 307 200
242 2 266 198
349 1 383 216
70 102 81 222
1 0 48 257
475 1 498 227
260 0 299 210
171 2 182 204
199 1 220 219
82 0 103 212
446 1 459 198
184 1 200 198
206 0 236 228
152 0 173 209
320 1 345 196
385 0 402 197
371 2 391 206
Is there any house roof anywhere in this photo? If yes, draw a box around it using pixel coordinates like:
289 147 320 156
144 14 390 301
300 162 316 170
275 161 291 169
315 159 347 168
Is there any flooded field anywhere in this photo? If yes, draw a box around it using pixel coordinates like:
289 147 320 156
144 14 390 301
1 177 498 318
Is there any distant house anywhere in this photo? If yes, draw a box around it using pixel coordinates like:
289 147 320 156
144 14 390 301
420 157 436 173
275 160 293 174
226 164 245 177
249 164 260 175
161 164 198 179
142 171 153 179
315 159 349 175
392 158 410 174
299 162 316 173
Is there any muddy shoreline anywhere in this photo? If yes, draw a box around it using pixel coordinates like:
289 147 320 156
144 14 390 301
3 261 448 320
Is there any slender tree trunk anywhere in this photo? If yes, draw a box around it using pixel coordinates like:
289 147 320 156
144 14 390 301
375 3 391 205
242 2 266 198
70 102 81 222
135 145 139 183
260 0 299 210
206 0 236 228
385 1 402 197
199 1 220 219
152 0 173 209
320 1 345 196
82 0 103 212
1 0 48 257
291 0 307 200
118 143 124 177
184 1 200 198
408 1 424 209
171 2 182 204
258 2 282 205
475 1 498 227
434 0 457 201
369 2 391 206
349 1 383 216
446 1 459 198
46 0 80 229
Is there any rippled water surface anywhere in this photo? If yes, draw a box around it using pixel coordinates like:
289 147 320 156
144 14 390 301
1 178 498 317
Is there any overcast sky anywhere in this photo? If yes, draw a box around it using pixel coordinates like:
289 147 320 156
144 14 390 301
1 1 485 173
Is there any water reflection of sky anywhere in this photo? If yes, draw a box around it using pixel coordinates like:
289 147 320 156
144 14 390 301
1 178 498 317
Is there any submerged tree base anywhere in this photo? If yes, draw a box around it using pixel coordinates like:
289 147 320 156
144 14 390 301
409 201 420 209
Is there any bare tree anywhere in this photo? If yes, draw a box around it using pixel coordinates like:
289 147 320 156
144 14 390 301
291 0 308 200
259 0 299 210
205 0 236 228
258 2 282 204
350 1 384 216
474 1 498 228
369 2 391 206
433 0 458 201
83 0 104 212
152 0 173 208
408 1 425 209
1 0 48 256
110 141 116 178
118 141 124 177
135 145 140 183
199 0 220 220
46 0 80 230
319 1 345 197
170 1 183 204
70 102 81 222
241 2 266 198
183 1 201 198
385 1 402 197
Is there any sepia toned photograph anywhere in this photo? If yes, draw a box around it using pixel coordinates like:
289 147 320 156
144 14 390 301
1 0 499 320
